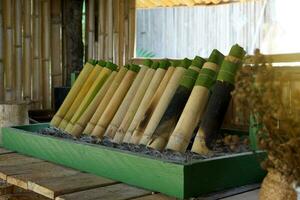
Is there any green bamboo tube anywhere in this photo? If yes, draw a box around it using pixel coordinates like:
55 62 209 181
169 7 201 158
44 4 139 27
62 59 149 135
123 60 171 143
112 62 160 143
102 60 153 139
50 62 94 127
138 58 192 145
83 65 129 135
91 64 141 138
129 60 180 144
69 68 118 137
147 56 206 151
191 44 246 155
65 62 117 133
165 50 224 153
58 60 105 130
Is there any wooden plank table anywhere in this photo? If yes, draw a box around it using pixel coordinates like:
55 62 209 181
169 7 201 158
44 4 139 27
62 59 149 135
0 148 260 200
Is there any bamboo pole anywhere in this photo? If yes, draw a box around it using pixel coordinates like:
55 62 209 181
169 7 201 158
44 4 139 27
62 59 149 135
0 1 3 102
14 0 22 102
91 64 140 138
122 60 170 143
58 61 103 130
147 56 206 151
128 0 136 59
118 0 125 66
24 0 32 103
42 0 51 108
50 62 94 127
102 61 152 139
70 70 117 137
138 59 192 146
97 0 106 60
112 0 119 64
87 0 95 59
3 0 14 101
112 62 159 143
129 61 179 144
51 0 62 89
166 50 224 153
191 44 246 155
106 0 113 61
32 0 42 109
65 63 117 133
83 65 128 134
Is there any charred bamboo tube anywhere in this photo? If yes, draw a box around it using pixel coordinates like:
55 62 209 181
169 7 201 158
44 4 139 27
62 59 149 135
138 58 192 145
112 62 160 143
166 50 224 153
129 60 180 144
70 70 117 137
147 56 206 151
101 60 153 139
51 62 94 127
65 62 117 134
191 44 246 155
91 64 141 138
84 65 129 134
123 60 171 143
58 61 104 130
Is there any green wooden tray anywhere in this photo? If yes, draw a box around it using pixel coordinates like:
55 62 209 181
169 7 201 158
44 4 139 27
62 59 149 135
1 124 266 199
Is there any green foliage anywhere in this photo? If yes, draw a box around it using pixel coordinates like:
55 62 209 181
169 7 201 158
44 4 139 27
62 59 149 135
136 48 156 58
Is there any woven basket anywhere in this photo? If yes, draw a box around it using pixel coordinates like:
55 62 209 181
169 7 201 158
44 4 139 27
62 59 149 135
260 169 297 200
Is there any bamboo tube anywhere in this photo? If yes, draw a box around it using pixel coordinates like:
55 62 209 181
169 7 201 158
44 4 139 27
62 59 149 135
0 1 3 102
91 64 140 138
83 65 129 134
32 0 42 109
123 60 171 143
112 0 119 64
118 0 125 66
87 0 94 59
58 61 104 130
112 62 159 143
106 0 113 61
129 60 180 144
138 59 192 146
191 44 246 155
101 60 152 139
51 0 62 89
65 62 117 133
3 0 14 101
14 0 22 102
70 70 117 137
128 0 136 59
98 0 106 60
24 0 32 102
50 62 94 127
42 0 51 108
147 56 206 151
165 50 225 153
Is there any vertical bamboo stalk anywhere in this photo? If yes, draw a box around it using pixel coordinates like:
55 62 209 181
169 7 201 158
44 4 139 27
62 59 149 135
32 0 42 108
97 0 106 60
128 0 136 59
23 0 32 103
42 0 51 108
118 0 125 66
0 1 4 101
3 0 14 101
51 0 62 89
123 0 129 63
87 0 95 59
112 0 119 64
102 61 151 139
106 0 113 61
14 0 22 102
83 65 128 135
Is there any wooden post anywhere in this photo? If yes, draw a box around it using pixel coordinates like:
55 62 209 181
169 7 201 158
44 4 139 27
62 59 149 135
97 0 106 60
3 0 14 101
51 0 63 89
87 0 95 59
42 0 51 108
32 0 42 109
0 0 4 102
14 0 22 102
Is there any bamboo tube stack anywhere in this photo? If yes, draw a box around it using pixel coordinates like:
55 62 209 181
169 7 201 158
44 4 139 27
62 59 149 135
51 45 246 156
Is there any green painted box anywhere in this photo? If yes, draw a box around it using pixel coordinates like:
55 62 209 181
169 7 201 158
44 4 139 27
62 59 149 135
1 124 266 199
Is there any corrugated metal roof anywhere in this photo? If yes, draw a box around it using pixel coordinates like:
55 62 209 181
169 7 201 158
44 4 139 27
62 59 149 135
137 0 251 8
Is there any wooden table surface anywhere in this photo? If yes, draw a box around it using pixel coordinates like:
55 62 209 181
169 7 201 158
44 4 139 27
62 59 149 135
0 147 259 200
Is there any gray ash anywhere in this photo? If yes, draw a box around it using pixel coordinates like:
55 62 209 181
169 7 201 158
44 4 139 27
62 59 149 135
36 127 251 164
